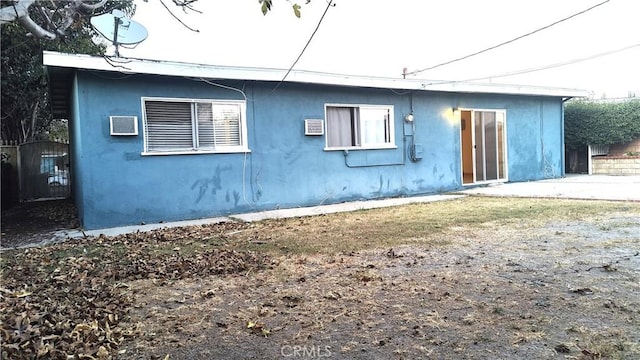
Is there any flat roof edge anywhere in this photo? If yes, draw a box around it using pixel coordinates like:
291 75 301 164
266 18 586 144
43 51 591 98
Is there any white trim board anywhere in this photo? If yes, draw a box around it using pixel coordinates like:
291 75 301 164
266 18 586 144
43 51 590 98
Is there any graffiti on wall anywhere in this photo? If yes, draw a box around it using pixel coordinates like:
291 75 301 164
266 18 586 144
191 165 232 204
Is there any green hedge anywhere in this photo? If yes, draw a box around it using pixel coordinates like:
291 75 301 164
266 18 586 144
564 100 640 149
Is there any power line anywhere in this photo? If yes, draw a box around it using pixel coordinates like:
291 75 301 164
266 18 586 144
462 42 640 82
426 42 640 85
271 0 334 93
405 0 611 77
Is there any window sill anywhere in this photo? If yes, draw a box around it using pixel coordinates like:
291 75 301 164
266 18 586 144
324 145 398 151
141 149 251 156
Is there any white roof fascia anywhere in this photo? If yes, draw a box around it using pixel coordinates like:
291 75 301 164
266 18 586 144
43 51 590 98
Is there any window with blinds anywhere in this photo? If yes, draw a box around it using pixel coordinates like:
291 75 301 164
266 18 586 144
142 98 247 154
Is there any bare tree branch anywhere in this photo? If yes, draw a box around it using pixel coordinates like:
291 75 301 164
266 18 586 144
159 0 199 32
1 0 111 40
1 0 57 39
77 0 108 12
55 7 77 35
0 0 31 23
172 0 202 14
3 0 309 43
30 100 39 141
36 6 64 36
20 100 39 142
0 0 34 23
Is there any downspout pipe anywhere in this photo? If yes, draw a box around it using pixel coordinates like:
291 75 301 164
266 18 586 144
560 97 572 176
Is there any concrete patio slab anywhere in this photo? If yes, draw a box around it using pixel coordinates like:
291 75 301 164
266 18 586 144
459 174 640 202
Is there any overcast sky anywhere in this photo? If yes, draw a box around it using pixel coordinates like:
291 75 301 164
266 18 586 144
118 0 640 98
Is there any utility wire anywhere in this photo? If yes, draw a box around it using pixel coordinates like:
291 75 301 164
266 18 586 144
271 0 334 93
405 0 611 77
426 42 640 86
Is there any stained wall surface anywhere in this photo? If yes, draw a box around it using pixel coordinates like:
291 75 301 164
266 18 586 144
71 72 565 229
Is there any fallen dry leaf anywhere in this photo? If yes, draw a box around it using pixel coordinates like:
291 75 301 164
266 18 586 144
0 222 268 359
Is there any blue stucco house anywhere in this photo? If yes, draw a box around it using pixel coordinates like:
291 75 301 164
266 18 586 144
43 51 587 230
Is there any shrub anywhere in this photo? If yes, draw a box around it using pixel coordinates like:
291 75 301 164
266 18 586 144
565 100 640 149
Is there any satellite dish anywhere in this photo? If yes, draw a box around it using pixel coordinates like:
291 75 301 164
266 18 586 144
91 10 148 56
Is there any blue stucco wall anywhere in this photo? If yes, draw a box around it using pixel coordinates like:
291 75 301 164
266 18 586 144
70 71 564 229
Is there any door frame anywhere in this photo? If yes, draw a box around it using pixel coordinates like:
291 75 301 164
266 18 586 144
459 108 509 186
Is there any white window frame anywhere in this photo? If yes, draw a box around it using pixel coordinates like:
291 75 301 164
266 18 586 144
141 97 249 155
324 103 396 151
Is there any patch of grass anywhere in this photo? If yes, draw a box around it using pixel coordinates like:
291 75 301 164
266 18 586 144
511 330 545 345
226 197 640 256
491 306 505 315
574 328 638 360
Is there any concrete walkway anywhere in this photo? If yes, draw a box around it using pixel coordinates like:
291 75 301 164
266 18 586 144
50 174 640 242
66 194 465 239
459 174 640 202
231 195 464 222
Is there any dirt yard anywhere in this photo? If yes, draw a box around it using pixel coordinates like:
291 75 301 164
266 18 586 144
1 197 639 359
0 199 79 249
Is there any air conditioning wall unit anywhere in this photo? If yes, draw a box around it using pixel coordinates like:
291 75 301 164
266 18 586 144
110 116 138 136
304 119 324 136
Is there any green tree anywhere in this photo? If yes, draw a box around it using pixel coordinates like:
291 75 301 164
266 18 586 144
1 1 134 142
564 100 640 149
